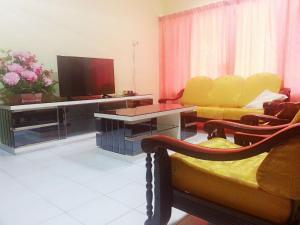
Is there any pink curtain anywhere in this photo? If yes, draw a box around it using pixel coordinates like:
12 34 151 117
159 13 192 98
159 0 300 100
277 0 300 101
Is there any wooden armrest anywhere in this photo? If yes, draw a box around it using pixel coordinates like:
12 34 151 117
234 132 270 146
204 120 288 136
142 124 300 161
159 89 184 104
279 87 291 101
241 114 289 125
275 102 300 119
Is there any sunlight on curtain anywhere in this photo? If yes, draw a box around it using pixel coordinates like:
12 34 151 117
234 0 278 76
159 0 300 99
279 0 300 100
191 4 236 78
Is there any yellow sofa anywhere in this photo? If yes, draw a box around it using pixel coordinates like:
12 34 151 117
180 73 282 121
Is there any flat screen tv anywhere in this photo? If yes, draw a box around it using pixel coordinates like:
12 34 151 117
57 56 115 98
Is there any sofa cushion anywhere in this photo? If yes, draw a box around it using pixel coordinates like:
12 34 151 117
171 138 292 224
222 107 263 120
239 73 282 107
197 106 263 120
181 76 213 106
257 136 300 200
196 107 224 120
208 75 244 107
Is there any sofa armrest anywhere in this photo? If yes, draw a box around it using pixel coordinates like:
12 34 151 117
203 120 288 139
279 88 291 101
159 89 185 104
264 101 300 119
142 124 300 161
240 114 289 125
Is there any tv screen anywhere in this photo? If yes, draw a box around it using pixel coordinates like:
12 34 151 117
57 56 115 97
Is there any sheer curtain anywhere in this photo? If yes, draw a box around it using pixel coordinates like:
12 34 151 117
191 2 237 78
234 0 278 76
159 0 300 100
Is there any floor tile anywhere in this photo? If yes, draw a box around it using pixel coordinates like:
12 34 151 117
0 156 42 177
39 214 82 225
168 208 188 225
43 183 101 211
107 183 145 208
84 173 132 194
68 196 130 225
113 164 146 185
0 189 63 225
0 169 25 192
16 168 82 197
46 160 105 183
107 210 146 225
135 203 146 215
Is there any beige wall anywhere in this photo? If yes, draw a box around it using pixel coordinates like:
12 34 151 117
0 0 161 100
161 0 220 15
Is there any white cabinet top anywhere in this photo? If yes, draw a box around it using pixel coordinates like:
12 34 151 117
0 95 153 111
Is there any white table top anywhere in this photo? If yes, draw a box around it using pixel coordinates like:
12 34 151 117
94 104 197 122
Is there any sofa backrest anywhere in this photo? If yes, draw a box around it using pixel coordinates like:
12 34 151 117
238 73 282 107
207 75 244 107
181 73 282 108
181 76 213 106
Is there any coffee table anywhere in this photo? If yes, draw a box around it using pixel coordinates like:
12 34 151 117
94 104 197 156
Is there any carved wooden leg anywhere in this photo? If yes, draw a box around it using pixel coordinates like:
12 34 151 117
151 150 172 225
145 153 153 225
216 128 226 139
207 127 226 139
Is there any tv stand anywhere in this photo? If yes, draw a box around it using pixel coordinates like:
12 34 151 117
0 95 153 154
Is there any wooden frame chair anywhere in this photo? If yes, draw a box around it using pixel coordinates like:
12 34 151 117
142 124 300 225
242 102 300 126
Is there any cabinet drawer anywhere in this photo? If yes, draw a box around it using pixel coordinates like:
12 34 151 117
12 109 58 128
13 125 60 148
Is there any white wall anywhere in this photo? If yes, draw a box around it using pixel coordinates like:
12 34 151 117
0 0 161 100
161 0 221 15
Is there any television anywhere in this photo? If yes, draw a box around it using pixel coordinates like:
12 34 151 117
57 56 115 98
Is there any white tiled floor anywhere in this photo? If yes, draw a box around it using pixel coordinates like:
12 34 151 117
0 133 213 225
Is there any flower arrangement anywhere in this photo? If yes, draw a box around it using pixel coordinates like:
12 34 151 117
0 50 56 103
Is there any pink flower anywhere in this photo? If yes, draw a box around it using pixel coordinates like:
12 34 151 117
11 51 31 60
43 77 53 86
7 63 24 74
20 70 38 82
2 72 20 86
31 63 43 76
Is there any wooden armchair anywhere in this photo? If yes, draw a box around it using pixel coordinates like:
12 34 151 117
142 124 300 225
204 120 289 146
204 103 300 146
242 102 300 126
